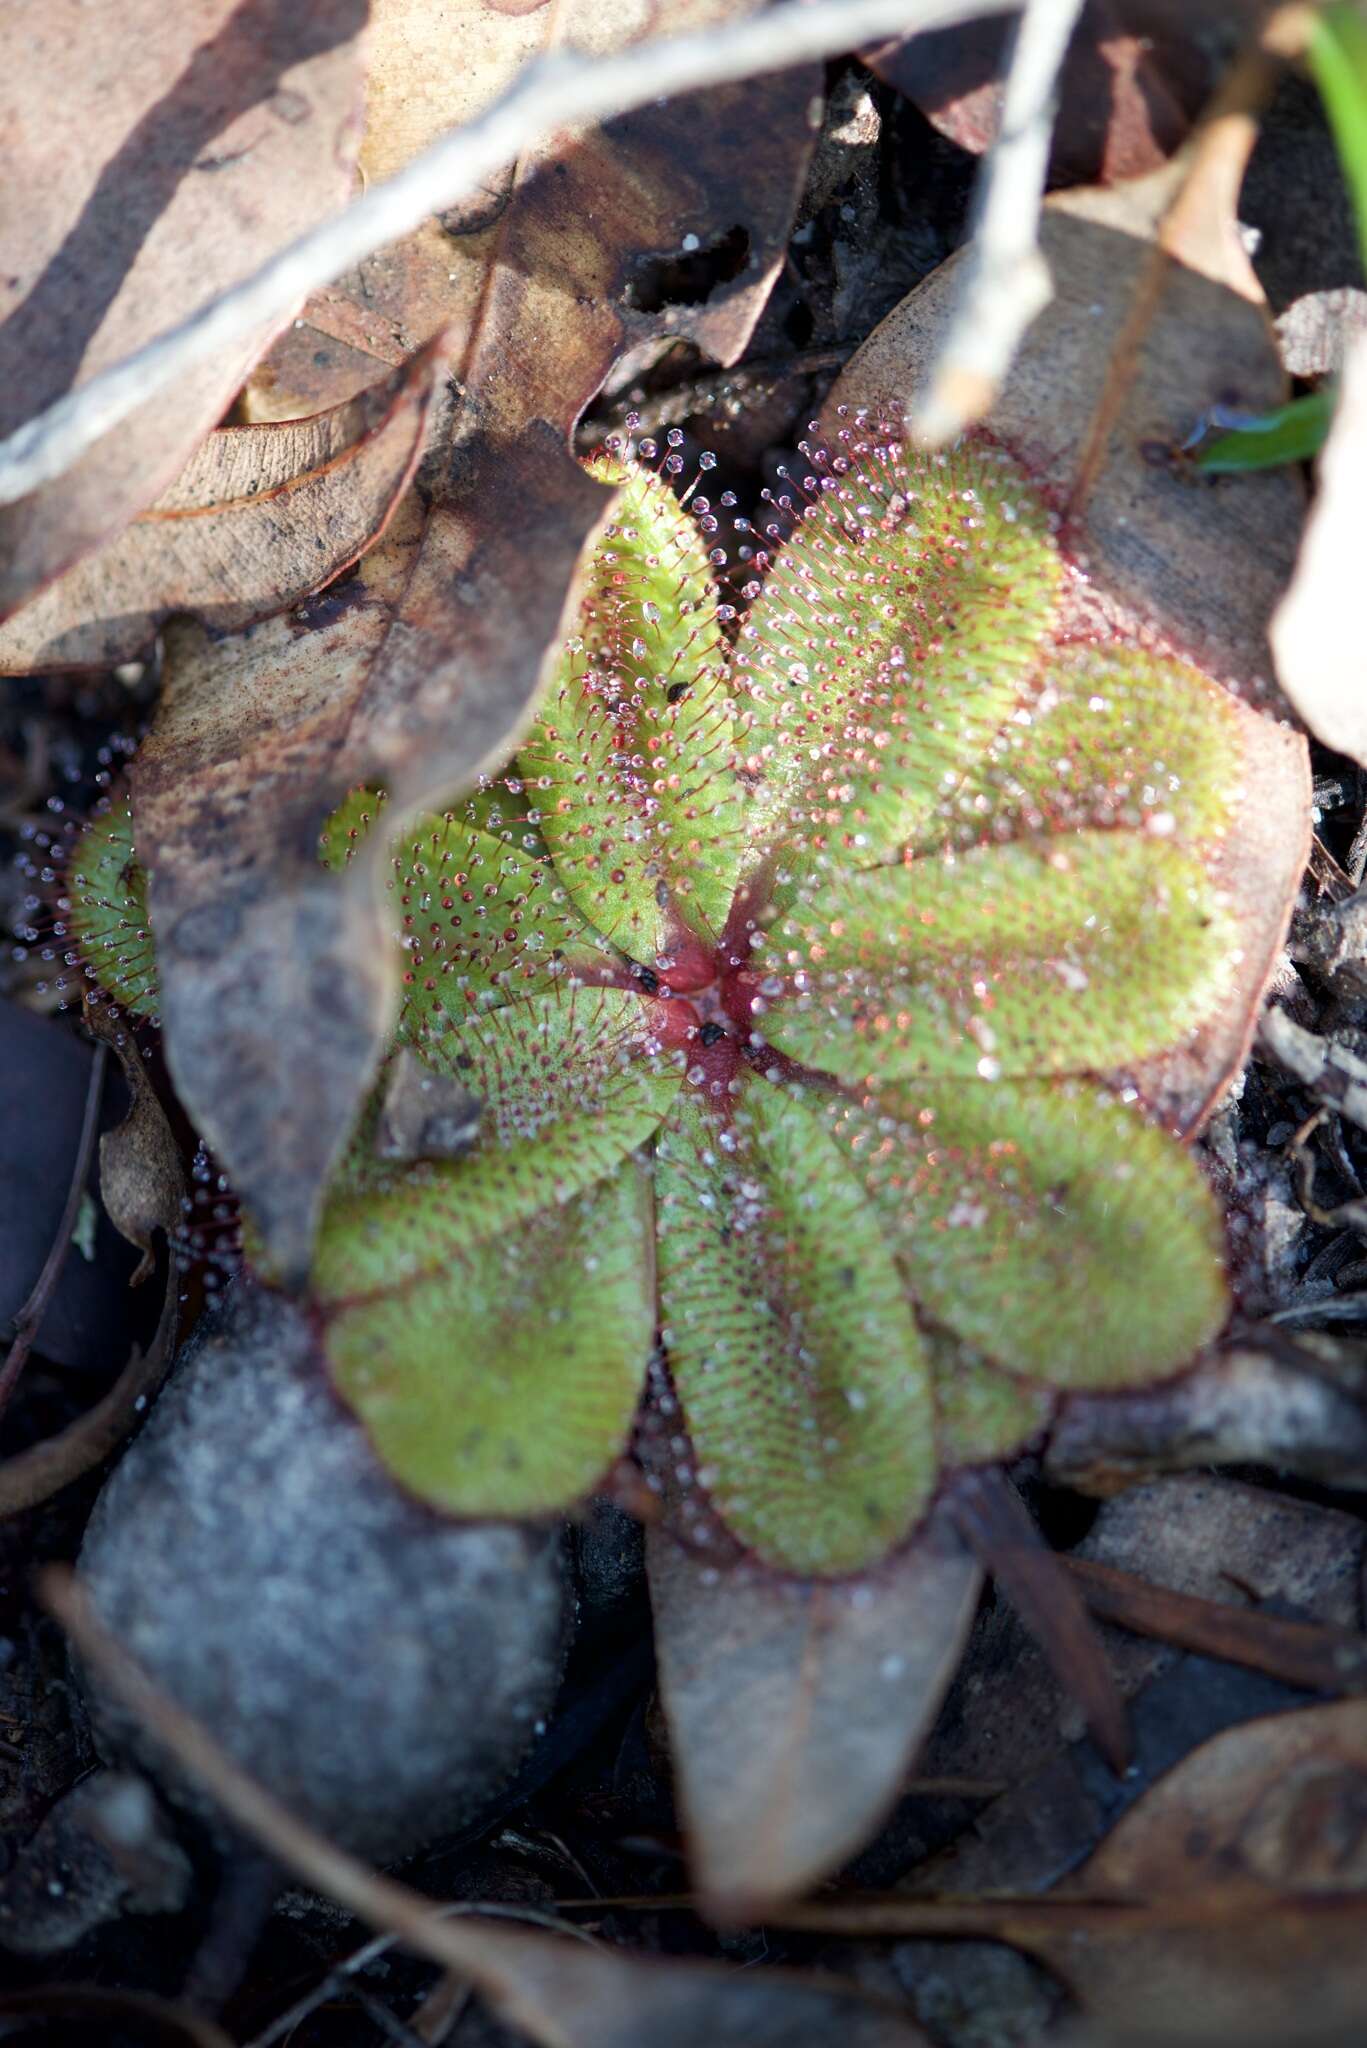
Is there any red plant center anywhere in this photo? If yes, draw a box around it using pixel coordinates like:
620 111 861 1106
629 911 780 1090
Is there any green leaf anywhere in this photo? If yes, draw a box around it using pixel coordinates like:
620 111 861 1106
732 433 1061 888
926 1324 1052 1468
65 791 159 1020
70 776 608 1035
832 1079 1228 1390
1310 2 1367 275
325 1156 654 1517
1192 389 1335 475
916 645 1244 853
390 811 614 1044
762 831 1236 1084
317 784 388 870
654 1081 937 1576
519 459 741 972
313 985 680 1299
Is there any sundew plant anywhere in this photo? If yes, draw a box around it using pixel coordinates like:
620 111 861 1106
72 411 1241 1577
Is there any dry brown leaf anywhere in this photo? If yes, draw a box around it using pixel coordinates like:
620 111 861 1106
0 343 444 675
243 0 567 420
647 1515 982 1913
242 0 812 422
864 0 1224 188
1045 1700 1367 2038
1270 331 1367 766
834 132 1302 693
0 0 369 620
774 1699 1367 2041
83 1002 185 1289
1044 1339 1367 1497
131 507 422 1285
1076 1698 1367 1899
136 2 817 1279
825 116 1310 1130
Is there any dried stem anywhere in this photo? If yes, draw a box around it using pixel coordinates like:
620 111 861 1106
1259 1005 1367 1135
0 1253 178 1515
0 1986 234 2048
946 1466 1131 1773
0 0 1024 510
1066 1555 1367 1695
912 0 1085 444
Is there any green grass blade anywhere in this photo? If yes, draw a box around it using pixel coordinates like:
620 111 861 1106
1193 389 1336 474
1311 1 1367 274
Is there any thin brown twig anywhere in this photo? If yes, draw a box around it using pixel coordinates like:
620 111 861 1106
0 1252 178 1516
0 1037 108 1427
945 1467 1131 1774
0 1985 235 2048
1065 1557 1367 1695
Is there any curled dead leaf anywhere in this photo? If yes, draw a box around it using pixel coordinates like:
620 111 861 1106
83 1002 184 1287
0 342 445 675
865 0 1225 188
125 502 419 1286
242 0 815 423
0 0 369 619
1036 1700 1367 2038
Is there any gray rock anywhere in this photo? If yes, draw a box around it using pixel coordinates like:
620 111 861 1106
77 1281 570 1864
0 1769 191 1956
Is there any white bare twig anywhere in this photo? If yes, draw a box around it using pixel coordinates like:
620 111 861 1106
912 0 1084 444
0 0 1024 510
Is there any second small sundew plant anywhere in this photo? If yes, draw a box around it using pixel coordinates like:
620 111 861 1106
73 411 1245 1577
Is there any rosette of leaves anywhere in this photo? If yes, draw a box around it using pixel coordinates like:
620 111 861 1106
71 418 1246 1578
